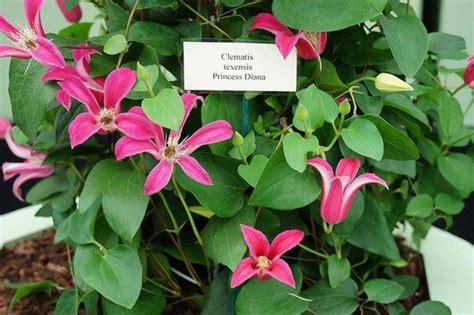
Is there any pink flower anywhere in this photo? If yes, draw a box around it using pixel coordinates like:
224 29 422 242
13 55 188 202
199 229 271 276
2 126 54 201
0 117 11 139
115 93 233 195
56 0 82 23
249 13 327 60
230 225 304 288
308 158 388 225
57 67 150 148
464 55 474 89
0 0 66 68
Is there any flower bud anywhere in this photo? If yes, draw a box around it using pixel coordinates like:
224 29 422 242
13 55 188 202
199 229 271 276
295 104 309 121
137 62 149 81
375 73 413 93
232 131 245 148
338 99 351 116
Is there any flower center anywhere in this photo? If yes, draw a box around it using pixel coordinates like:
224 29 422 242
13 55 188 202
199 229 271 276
97 109 116 131
256 256 272 269
304 32 322 53
14 26 38 50
164 145 176 159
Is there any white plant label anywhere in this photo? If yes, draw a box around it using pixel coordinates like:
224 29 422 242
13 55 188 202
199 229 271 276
183 41 297 92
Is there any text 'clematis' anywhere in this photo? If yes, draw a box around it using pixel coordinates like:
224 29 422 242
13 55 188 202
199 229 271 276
308 158 388 225
115 93 233 195
231 225 304 288
249 13 327 60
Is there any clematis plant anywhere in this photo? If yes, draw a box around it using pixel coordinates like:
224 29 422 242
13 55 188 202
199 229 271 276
115 93 233 195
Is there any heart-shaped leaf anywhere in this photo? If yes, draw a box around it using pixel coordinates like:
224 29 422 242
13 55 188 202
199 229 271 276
341 118 384 161
142 88 184 131
238 155 269 187
283 133 319 173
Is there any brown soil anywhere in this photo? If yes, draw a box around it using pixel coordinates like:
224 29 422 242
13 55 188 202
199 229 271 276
0 230 73 315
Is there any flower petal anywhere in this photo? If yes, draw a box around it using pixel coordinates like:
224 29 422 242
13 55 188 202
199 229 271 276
274 31 301 59
68 112 100 148
144 160 173 195
169 93 203 140
114 137 159 161
42 66 77 82
180 120 233 154
269 229 304 260
56 90 71 111
0 117 11 140
0 45 31 59
176 155 212 186
115 112 159 140
321 177 344 224
240 224 270 258
24 0 46 37
56 0 82 23
307 157 335 208
4 127 34 160
294 35 318 60
335 158 361 182
267 258 296 288
11 166 54 201
2 161 48 180
230 257 258 288
103 68 136 110
30 37 67 68
464 55 474 88
58 76 100 114
0 16 19 40
249 13 290 35
126 106 165 146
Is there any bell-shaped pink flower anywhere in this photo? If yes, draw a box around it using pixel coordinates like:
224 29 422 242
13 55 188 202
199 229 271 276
464 55 474 89
56 0 82 23
249 13 327 60
308 158 388 225
231 225 304 288
0 0 66 68
58 67 152 148
2 126 54 201
115 93 233 195
0 117 11 139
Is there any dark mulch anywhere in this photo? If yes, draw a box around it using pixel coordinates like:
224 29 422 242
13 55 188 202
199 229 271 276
0 230 73 315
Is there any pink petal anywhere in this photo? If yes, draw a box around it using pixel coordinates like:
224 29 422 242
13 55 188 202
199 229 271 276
68 112 100 148
0 16 19 40
0 45 31 59
126 106 165 146
2 161 48 180
464 55 474 88
230 257 258 288
268 229 304 260
267 258 295 288
114 137 160 161
144 160 173 195
30 37 67 68
56 90 71 111
180 120 233 154
56 0 82 23
249 13 291 35
115 112 159 140
176 155 212 186
321 177 344 224
0 117 11 140
58 76 100 114
42 66 77 82
335 158 361 182
275 31 302 59
295 33 319 60
24 0 46 37
169 93 203 140
4 128 34 160
11 166 54 201
307 158 335 210
72 44 96 62
103 68 136 110
240 225 270 259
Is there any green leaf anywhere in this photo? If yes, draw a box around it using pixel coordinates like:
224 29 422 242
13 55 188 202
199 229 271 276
176 153 248 218
222 0 244 7
249 147 321 210
437 153 474 197
272 0 387 32
129 22 182 56
104 1 128 32
363 114 419 161
202 207 255 270
26 175 68 204
379 15 428 77
392 275 419 300
102 290 166 315
303 278 359 315
327 255 351 289
124 0 177 9
294 85 338 132
202 271 232 315
410 301 451 315
132 64 160 92
79 160 149 241
283 133 319 173
334 192 365 239
428 32 466 55
229 131 256 160
8 59 56 140
59 23 93 40
236 279 308 315
406 194 433 218
54 290 77 315
77 245 142 309
347 196 400 260
317 59 347 90
68 203 101 244
8 280 58 311
371 159 416 178
142 88 184 131
104 34 128 55
238 155 269 187
341 118 384 161
435 193 464 215
363 279 405 303
384 94 430 127
436 91 466 145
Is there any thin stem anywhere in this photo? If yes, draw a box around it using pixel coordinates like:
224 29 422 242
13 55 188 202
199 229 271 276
298 244 329 259
329 231 342 259
238 147 249 165
221 0 263 17
145 276 180 296
159 192 179 232
116 0 141 67
172 174 203 246
144 80 156 98
451 83 467 96
179 0 233 40
69 163 85 183
347 76 376 86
